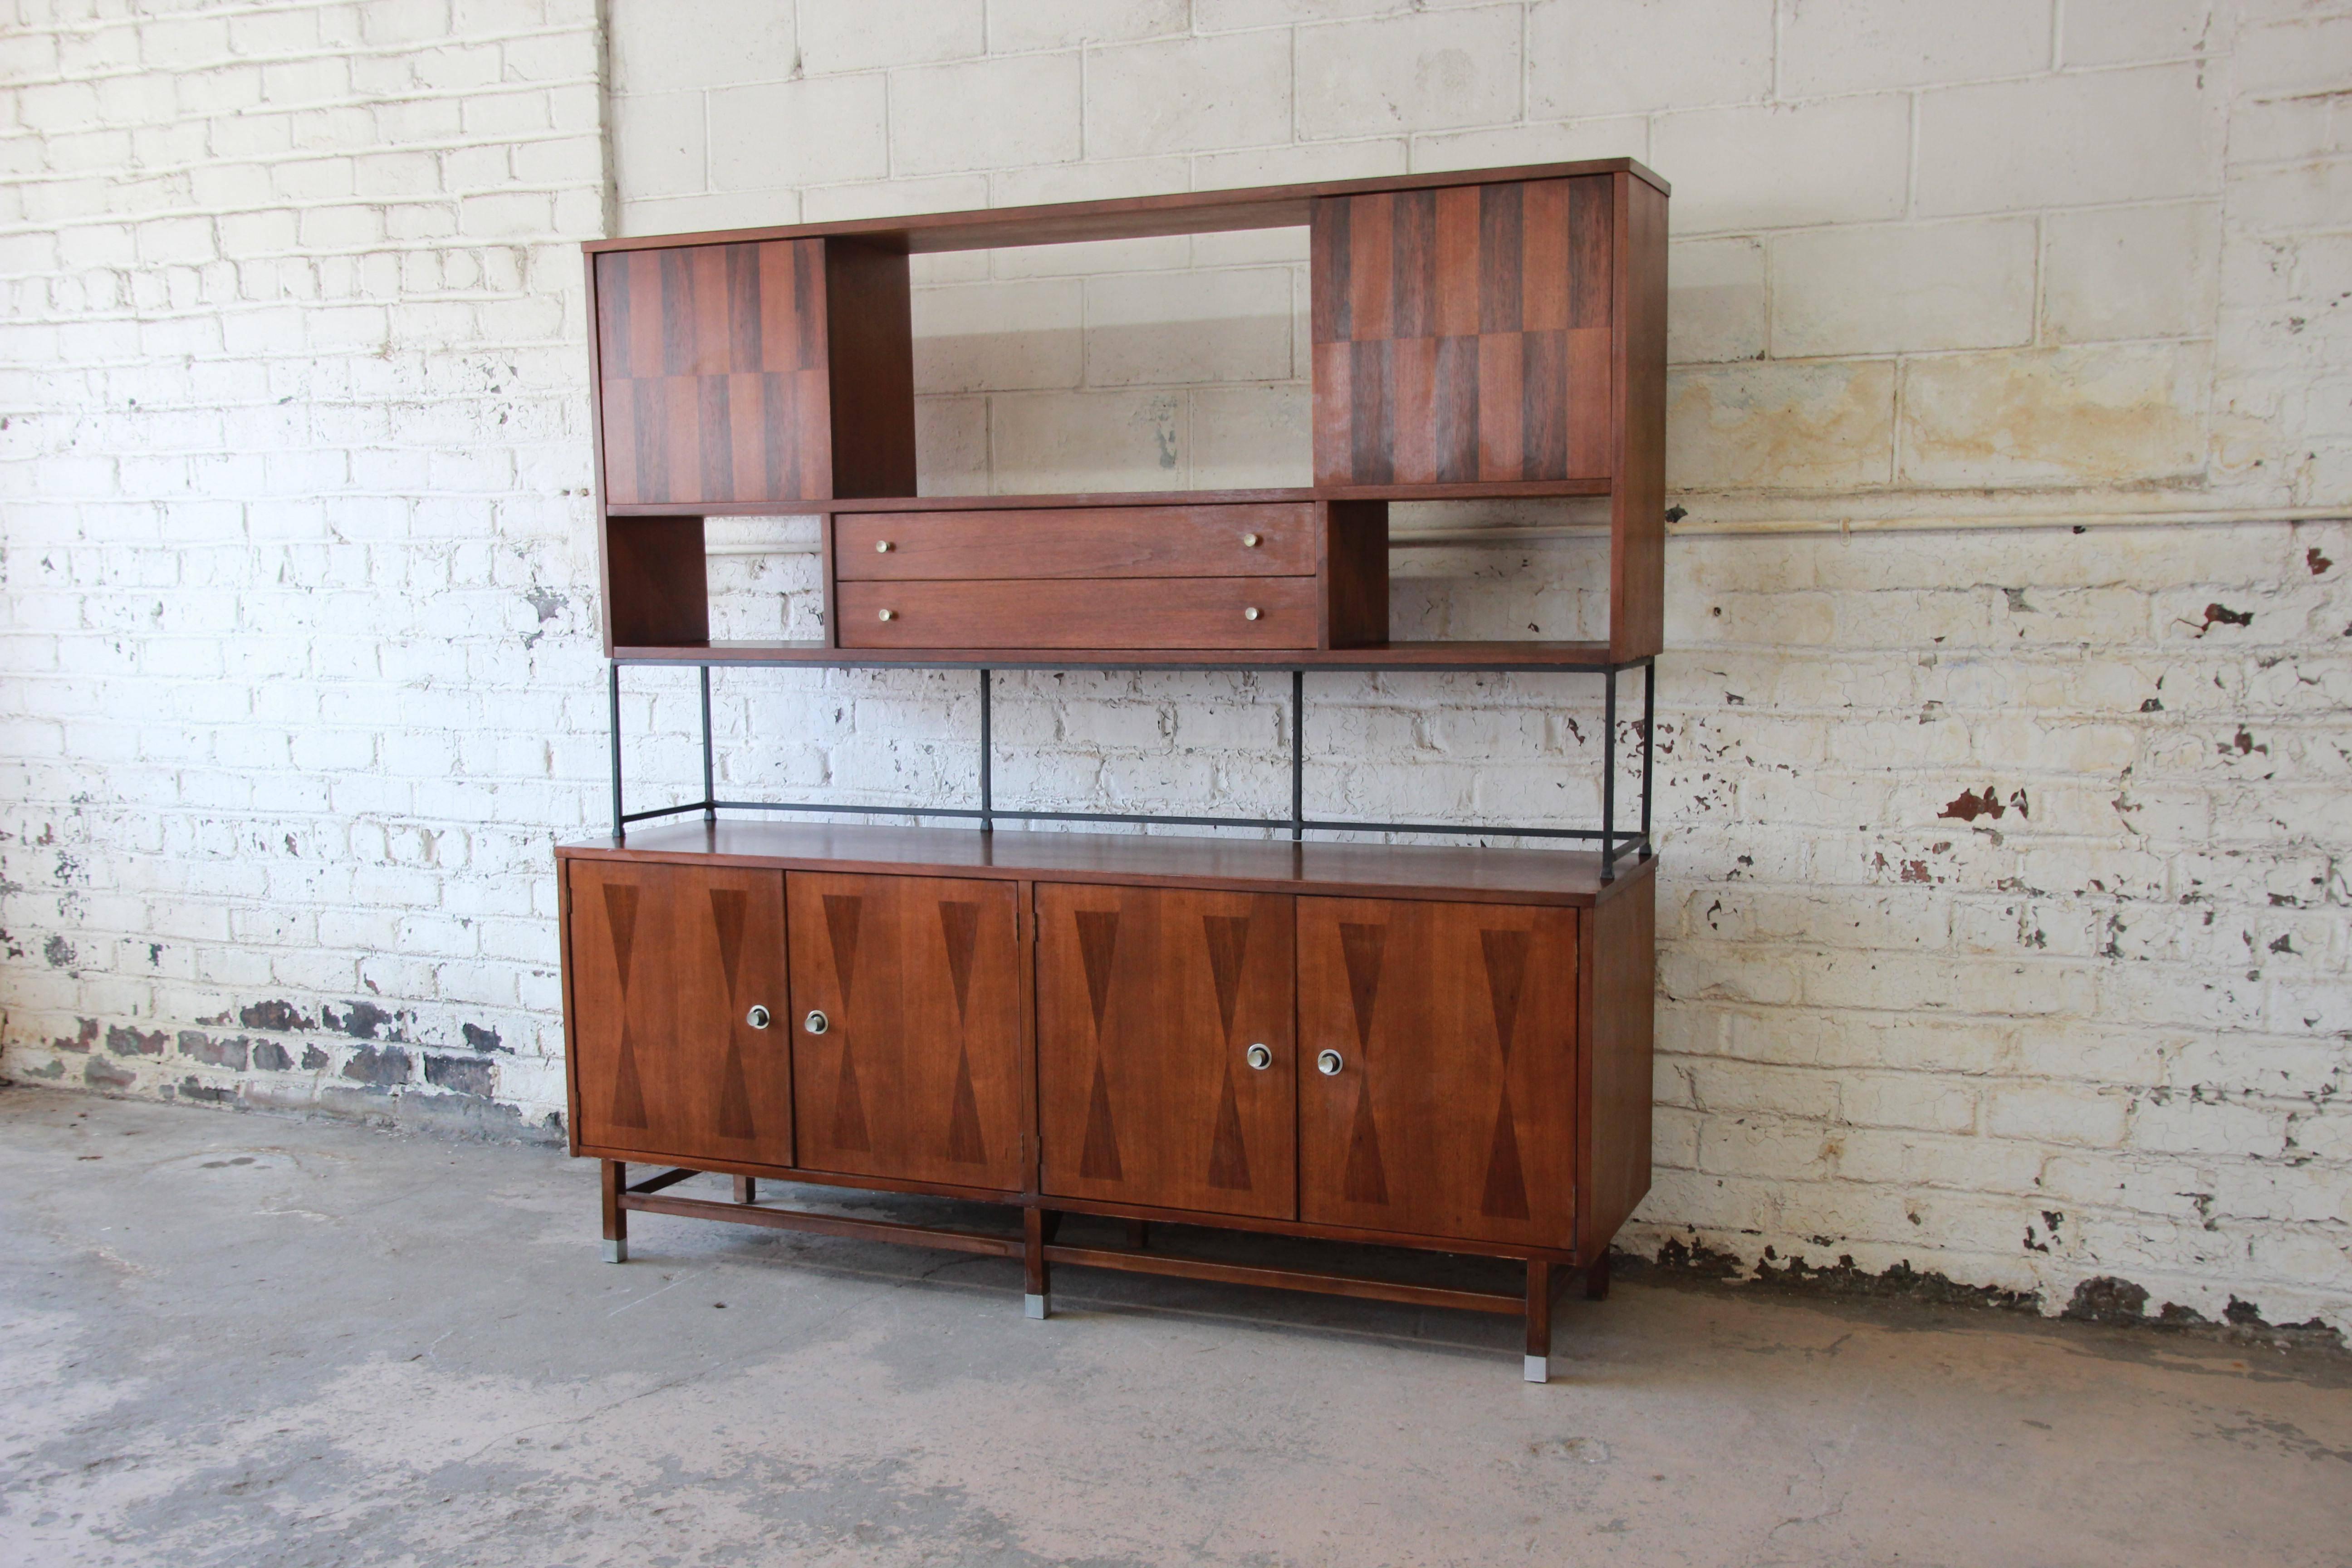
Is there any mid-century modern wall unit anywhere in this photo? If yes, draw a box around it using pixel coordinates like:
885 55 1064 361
559 158 1668 1381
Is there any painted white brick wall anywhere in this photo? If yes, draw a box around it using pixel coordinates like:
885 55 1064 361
3 0 2349 1333
0 0 610 1136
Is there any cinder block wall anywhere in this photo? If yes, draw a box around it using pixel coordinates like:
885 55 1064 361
2 0 2347 1331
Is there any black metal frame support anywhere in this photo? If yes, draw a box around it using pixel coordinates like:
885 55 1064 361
605 656 1658 862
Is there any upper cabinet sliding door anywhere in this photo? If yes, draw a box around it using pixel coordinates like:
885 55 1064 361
592 238 915 508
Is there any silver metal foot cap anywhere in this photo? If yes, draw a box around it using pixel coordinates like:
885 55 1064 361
1024 1293 1048 1320
602 1239 627 1264
1523 1355 1548 1384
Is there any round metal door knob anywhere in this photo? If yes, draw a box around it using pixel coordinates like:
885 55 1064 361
874 539 894 553
804 1009 830 1035
1316 1049 1344 1076
745 1005 771 1030
1244 607 1262 621
1245 1043 1273 1071
877 608 896 622
1240 532 1261 547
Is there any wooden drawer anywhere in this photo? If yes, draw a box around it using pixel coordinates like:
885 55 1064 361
835 504 1314 580
837 576 1318 649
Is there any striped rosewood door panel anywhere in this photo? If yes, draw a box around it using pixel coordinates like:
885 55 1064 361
1311 177 1614 489
594 240 834 507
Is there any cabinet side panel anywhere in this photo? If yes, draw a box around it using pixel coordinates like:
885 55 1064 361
1608 173 1668 661
823 240 916 500
1578 866 1656 1254
560 859 583 1154
604 516 709 651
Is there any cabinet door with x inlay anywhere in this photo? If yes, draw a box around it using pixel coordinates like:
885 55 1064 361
786 872 1025 1193
1298 897 1578 1247
1035 883 1296 1220
566 860 793 1167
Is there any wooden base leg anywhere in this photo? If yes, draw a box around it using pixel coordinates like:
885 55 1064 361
1524 1259 1553 1382
602 1160 628 1264
1585 1251 1611 1301
734 1175 757 1205
1024 1207 1052 1319
1126 1218 1150 1250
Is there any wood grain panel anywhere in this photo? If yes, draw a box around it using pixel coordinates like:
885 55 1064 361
823 239 916 500
566 859 791 1166
1312 176 1614 490
835 505 1313 581
1319 499 1389 648
584 157 1666 258
786 871 1024 1192
595 239 833 507
836 576 1318 650
1579 862 1655 1253
1036 883 1295 1220
1298 896 1578 1247
612 637 1614 669
1608 171 1668 661
569 820 1635 909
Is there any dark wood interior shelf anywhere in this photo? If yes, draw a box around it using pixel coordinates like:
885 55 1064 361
612 638 1618 671
605 480 1617 518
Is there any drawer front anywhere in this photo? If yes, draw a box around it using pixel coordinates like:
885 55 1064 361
838 576 1318 649
836 504 1314 581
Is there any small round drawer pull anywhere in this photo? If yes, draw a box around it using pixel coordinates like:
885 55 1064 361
877 608 896 622
745 1004 771 1030
1240 532 1260 548
1244 607 1262 622
1316 1049 1343 1076
804 1009 830 1035
1245 1043 1273 1071
874 539 894 554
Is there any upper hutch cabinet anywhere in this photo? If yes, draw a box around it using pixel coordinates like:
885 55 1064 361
583 159 1669 663
592 238 915 506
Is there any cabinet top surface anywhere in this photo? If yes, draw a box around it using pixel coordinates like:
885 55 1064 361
583 157 1667 258
559 820 1654 906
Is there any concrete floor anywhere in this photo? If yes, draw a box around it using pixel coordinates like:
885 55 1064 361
2 1088 2347 1568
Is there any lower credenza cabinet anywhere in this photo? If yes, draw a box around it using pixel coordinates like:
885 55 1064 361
560 823 1655 1382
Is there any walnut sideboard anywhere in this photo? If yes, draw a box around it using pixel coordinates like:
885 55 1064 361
562 823 1654 1381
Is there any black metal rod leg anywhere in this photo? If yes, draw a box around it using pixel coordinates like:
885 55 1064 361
608 662 623 841
701 664 715 824
1290 668 1304 843
1601 668 1617 883
980 668 993 833
1639 659 1655 861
